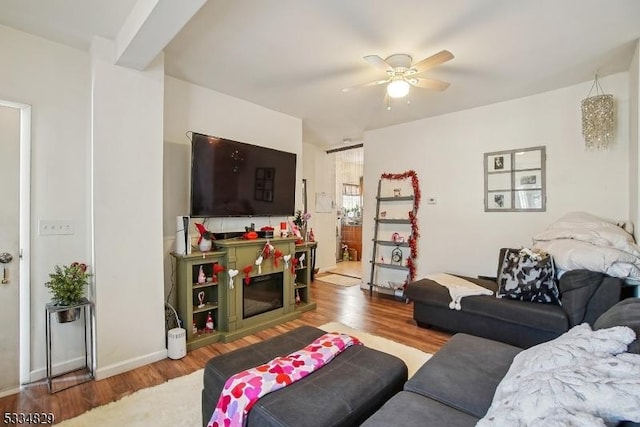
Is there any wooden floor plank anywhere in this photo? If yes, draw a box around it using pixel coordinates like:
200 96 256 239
0 279 451 423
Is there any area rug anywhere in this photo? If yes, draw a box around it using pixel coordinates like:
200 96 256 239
58 322 431 427
317 273 362 287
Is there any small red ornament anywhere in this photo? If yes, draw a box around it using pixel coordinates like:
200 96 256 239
205 312 215 332
273 249 283 268
243 265 253 285
212 263 225 283
290 257 299 275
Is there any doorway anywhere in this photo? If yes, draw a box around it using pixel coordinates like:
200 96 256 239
330 146 363 278
0 99 31 396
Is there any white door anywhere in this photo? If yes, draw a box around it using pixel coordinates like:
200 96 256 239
0 104 21 394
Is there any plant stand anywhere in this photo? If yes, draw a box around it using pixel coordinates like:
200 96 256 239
45 297 94 393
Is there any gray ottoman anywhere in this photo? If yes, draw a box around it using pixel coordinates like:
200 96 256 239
202 326 408 427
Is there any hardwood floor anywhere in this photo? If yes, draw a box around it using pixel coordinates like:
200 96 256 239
0 277 451 424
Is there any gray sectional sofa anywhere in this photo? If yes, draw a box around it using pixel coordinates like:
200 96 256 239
362 298 640 426
405 269 623 348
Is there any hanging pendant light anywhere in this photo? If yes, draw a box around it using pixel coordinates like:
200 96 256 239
581 74 615 150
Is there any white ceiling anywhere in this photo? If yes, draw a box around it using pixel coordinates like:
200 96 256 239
1 0 640 149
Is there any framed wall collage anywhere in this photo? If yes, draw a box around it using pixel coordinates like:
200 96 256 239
484 146 546 212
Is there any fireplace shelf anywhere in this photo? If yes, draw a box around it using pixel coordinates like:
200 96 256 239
172 237 317 351
193 281 218 289
193 302 219 314
172 250 226 351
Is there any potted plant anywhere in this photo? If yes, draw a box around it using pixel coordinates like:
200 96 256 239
45 262 91 323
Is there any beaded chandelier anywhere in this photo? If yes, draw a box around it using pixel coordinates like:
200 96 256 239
581 74 615 150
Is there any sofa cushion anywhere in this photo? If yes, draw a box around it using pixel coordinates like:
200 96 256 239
406 277 568 334
594 298 640 354
403 333 521 418
361 391 479 427
559 269 622 326
497 248 560 304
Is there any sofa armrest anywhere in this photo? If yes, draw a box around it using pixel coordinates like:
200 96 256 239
559 270 622 327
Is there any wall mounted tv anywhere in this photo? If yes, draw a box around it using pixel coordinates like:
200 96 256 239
190 132 297 217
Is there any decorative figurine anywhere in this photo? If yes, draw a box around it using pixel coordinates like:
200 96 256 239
197 265 206 284
192 320 198 335
295 289 301 305
283 254 291 269
198 291 205 308
299 253 306 268
205 312 215 332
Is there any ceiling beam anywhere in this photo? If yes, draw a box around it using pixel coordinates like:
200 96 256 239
115 0 206 70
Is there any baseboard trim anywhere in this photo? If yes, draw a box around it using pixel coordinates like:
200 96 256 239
95 348 168 381
0 386 21 398
29 356 87 383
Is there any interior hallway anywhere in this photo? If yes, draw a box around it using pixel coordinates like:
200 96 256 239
328 260 362 279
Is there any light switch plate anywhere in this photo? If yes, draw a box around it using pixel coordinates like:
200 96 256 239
39 220 74 236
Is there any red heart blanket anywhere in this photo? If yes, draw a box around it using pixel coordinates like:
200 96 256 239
208 332 362 427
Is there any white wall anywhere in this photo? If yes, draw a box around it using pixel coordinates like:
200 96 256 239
163 76 303 304
630 41 639 240
0 25 91 379
302 142 337 271
364 72 631 280
90 37 167 378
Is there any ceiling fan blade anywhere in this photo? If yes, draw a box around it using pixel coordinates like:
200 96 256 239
363 55 394 72
408 77 451 91
341 79 389 93
410 50 454 74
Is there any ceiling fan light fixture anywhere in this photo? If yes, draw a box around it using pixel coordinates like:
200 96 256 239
387 78 410 98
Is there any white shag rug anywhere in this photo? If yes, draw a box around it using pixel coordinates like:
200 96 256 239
317 274 362 287
59 322 431 427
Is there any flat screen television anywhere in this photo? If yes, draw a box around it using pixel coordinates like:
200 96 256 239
189 132 297 217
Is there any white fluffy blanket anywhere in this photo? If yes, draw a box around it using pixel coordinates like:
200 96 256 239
426 273 493 310
533 212 640 279
477 324 640 426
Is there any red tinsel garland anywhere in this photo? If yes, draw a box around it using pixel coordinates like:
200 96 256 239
380 170 421 211
380 170 420 283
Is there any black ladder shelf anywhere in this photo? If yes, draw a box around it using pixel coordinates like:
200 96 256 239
368 178 418 299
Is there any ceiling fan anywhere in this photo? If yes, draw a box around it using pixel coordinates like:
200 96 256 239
342 50 454 107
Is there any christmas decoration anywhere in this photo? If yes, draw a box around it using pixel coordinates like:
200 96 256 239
243 265 253 285
255 255 263 274
227 269 238 289
273 249 283 268
290 257 299 275
205 312 215 332
283 254 291 269
295 289 301 305
198 265 206 284
195 223 215 245
381 170 421 211
213 263 225 283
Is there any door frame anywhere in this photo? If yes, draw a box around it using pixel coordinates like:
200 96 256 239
0 99 32 385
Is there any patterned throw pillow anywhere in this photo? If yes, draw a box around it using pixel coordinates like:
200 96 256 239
497 248 560 304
